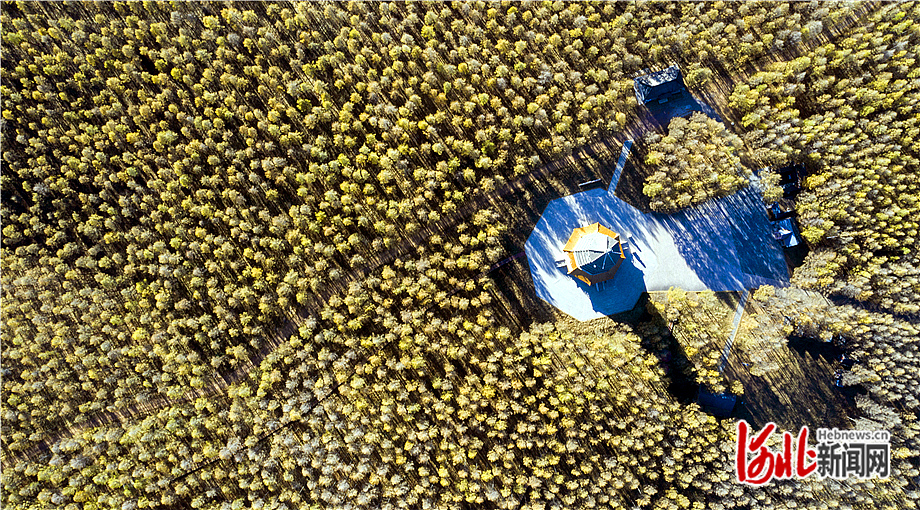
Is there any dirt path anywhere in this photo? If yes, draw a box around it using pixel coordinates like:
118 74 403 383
718 290 750 373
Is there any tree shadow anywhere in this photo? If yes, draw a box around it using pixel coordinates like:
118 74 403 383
487 256 560 332
724 334 861 431
643 89 722 129
783 243 810 273
632 302 699 405
604 291 651 323
716 291 742 311
664 187 789 291
613 156 654 214
567 252 649 319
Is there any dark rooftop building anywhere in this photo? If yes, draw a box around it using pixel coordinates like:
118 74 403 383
768 202 792 221
634 65 686 105
772 217 802 248
777 163 806 198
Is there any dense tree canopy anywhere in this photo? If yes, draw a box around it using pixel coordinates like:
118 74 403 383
642 113 750 212
728 4 920 316
2 2 918 510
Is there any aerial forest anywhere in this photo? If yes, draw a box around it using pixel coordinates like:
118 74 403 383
1 2 919 510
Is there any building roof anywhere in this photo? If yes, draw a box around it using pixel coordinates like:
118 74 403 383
634 65 685 104
562 223 626 285
773 217 801 248
775 163 804 197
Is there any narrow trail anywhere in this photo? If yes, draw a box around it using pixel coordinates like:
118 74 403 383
718 290 750 373
4 1 884 466
608 140 634 191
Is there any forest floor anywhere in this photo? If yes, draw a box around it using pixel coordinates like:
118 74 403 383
725 295 859 431
642 290 857 430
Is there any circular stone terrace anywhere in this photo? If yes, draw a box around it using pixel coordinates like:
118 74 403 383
524 142 790 322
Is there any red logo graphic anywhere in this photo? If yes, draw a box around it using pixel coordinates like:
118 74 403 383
736 420 817 484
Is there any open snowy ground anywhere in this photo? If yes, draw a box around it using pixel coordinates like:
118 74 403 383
525 160 789 321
